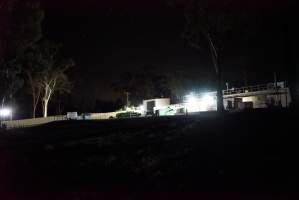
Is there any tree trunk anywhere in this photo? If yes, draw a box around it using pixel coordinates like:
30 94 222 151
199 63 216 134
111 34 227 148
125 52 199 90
31 88 41 118
29 73 36 118
32 103 36 118
216 65 224 112
26 71 39 118
43 99 48 117
42 84 52 118
58 99 61 115
207 33 224 112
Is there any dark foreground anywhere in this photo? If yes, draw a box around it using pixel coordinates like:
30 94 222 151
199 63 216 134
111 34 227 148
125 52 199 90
0 109 298 199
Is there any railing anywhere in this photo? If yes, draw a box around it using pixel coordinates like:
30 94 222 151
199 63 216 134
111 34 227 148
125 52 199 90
223 83 281 95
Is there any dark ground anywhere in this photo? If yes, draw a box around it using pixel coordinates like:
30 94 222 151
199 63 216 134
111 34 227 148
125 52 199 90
0 109 298 199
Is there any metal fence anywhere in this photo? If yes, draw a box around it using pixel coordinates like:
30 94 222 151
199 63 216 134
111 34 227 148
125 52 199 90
0 112 120 129
223 83 279 95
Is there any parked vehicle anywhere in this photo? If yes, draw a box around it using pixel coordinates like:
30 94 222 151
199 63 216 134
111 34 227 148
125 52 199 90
79 113 92 120
116 112 141 119
66 112 78 120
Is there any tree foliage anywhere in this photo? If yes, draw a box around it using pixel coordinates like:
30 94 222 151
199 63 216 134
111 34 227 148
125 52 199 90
0 59 23 104
9 1 44 57
167 70 207 102
33 41 74 117
0 0 27 107
112 67 171 106
0 1 45 117
1 2 74 118
112 67 206 106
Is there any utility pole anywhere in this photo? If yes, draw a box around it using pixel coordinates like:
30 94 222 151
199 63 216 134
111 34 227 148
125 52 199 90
273 72 280 106
274 72 278 88
225 82 229 91
1 97 4 109
242 68 248 86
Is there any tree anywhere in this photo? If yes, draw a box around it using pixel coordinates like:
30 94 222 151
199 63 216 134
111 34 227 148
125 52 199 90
15 3 44 117
167 70 204 102
19 45 44 118
35 41 74 117
112 67 171 106
3 1 45 117
0 0 24 109
184 0 237 112
25 61 42 118
0 59 23 107
1 1 74 118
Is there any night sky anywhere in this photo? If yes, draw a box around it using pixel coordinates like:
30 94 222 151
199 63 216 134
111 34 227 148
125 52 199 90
4 0 298 112
43 1 210 103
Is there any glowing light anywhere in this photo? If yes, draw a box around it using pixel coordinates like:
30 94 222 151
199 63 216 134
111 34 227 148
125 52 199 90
199 94 215 111
0 108 12 117
186 94 200 112
185 92 216 112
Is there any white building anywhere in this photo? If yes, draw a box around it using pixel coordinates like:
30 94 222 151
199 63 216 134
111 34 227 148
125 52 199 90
223 82 291 110
141 82 292 116
142 98 170 115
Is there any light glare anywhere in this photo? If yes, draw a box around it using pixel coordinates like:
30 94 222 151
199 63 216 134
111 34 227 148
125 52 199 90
186 94 200 112
199 94 215 111
0 108 12 117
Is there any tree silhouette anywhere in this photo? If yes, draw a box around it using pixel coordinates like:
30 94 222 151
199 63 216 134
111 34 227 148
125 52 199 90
184 0 242 112
3 1 45 117
112 67 171 106
0 59 23 107
0 0 26 110
6 2 74 118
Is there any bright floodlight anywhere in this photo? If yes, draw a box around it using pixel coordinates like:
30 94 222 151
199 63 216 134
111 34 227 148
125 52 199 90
0 108 12 117
186 94 200 112
199 94 215 111
201 94 214 106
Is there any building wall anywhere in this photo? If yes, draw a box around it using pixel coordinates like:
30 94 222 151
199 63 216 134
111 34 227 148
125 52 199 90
242 96 267 108
223 87 292 110
143 98 170 114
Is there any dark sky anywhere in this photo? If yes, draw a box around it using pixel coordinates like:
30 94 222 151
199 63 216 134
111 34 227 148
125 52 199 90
38 0 297 103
